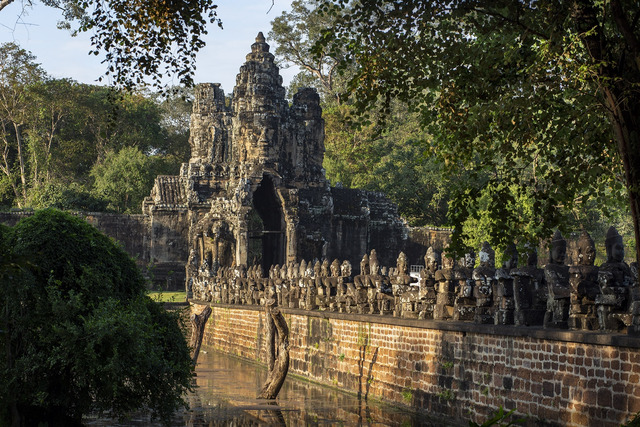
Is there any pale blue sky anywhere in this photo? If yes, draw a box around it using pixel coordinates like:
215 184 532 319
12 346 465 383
0 0 299 93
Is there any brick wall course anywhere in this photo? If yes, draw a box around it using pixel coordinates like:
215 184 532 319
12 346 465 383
192 302 640 426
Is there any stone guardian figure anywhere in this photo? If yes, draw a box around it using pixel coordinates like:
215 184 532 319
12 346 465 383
568 230 600 330
543 231 571 329
596 226 634 331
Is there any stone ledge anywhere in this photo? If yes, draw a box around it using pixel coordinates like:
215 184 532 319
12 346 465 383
190 299 640 349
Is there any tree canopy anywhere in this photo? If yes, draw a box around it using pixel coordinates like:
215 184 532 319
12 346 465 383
0 0 222 90
269 1 456 227
0 209 194 425
0 42 191 212
316 0 639 261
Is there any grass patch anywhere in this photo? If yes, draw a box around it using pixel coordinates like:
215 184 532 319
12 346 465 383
147 291 186 303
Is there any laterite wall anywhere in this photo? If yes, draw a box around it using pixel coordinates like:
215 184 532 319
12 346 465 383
192 302 640 427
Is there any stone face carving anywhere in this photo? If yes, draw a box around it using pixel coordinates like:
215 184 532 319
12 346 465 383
544 231 571 329
418 247 440 319
596 227 635 332
141 33 410 296
434 249 457 320
568 231 600 330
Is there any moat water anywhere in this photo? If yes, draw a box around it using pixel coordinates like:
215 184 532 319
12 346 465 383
86 349 459 426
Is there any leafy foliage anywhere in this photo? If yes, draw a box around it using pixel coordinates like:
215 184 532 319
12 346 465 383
323 102 453 226
0 209 194 425
270 1 455 226
316 0 639 260
22 0 223 90
90 146 156 213
269 0 345 101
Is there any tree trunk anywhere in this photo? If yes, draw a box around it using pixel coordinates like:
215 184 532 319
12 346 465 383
12 122 27 206
189 305 211 364
258 297 289 399
603 89 640 267
573 0 640 267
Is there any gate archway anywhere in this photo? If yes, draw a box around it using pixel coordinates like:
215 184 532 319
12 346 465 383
249 175 285 274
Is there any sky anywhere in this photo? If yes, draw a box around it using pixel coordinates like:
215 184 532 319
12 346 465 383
0 0 299 93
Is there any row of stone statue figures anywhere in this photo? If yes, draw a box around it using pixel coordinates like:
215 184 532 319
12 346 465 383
188 226 639 334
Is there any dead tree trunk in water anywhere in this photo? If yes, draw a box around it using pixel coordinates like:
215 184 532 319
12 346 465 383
258 297 289 399
190 305 212 364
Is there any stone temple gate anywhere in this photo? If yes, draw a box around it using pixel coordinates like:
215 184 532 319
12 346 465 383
141 33 445 288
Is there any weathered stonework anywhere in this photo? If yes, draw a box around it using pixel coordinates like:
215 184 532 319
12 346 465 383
194 303 640 427
142 33 415 289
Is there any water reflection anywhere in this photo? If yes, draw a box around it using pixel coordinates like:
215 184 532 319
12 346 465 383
87 350 456 426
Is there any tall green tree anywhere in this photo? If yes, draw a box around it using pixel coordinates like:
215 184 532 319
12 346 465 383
0 42 46 207
269 0 345 101
0 44 190 211
0 209 194 425
322 102 454 226
90 146 156 213
319 0 640 261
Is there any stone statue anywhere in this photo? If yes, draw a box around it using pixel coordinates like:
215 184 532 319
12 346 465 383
186 248 198 299
434 248 457 320
512 246 546 326
446 250 471 322
596 226 634 331
393 252 418 317
305 261 321 310
333 260 352 312
472 243 495 324
418 247 440 320
494 244 517 325
568 231 600 330
353 254 371 289
317 259 341 310
630 262 640 335
544 230 571 329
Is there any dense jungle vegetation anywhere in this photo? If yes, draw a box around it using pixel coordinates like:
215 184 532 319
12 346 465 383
0 42 191 214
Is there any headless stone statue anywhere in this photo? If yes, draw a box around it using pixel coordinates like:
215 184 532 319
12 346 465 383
544 231 571 329
512 247 546 326
596 227 635 331
568 231 600 330
494 244 517 325
472 243 495 324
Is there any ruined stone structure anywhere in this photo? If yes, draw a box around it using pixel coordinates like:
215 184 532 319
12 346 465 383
142 33 411 289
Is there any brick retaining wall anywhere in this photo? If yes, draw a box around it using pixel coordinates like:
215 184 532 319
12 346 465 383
192 302 640 426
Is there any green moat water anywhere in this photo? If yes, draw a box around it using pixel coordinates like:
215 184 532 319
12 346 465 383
86 349 459 426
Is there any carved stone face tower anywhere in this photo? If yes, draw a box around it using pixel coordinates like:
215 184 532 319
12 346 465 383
144 34 408 284
180 33 329 274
